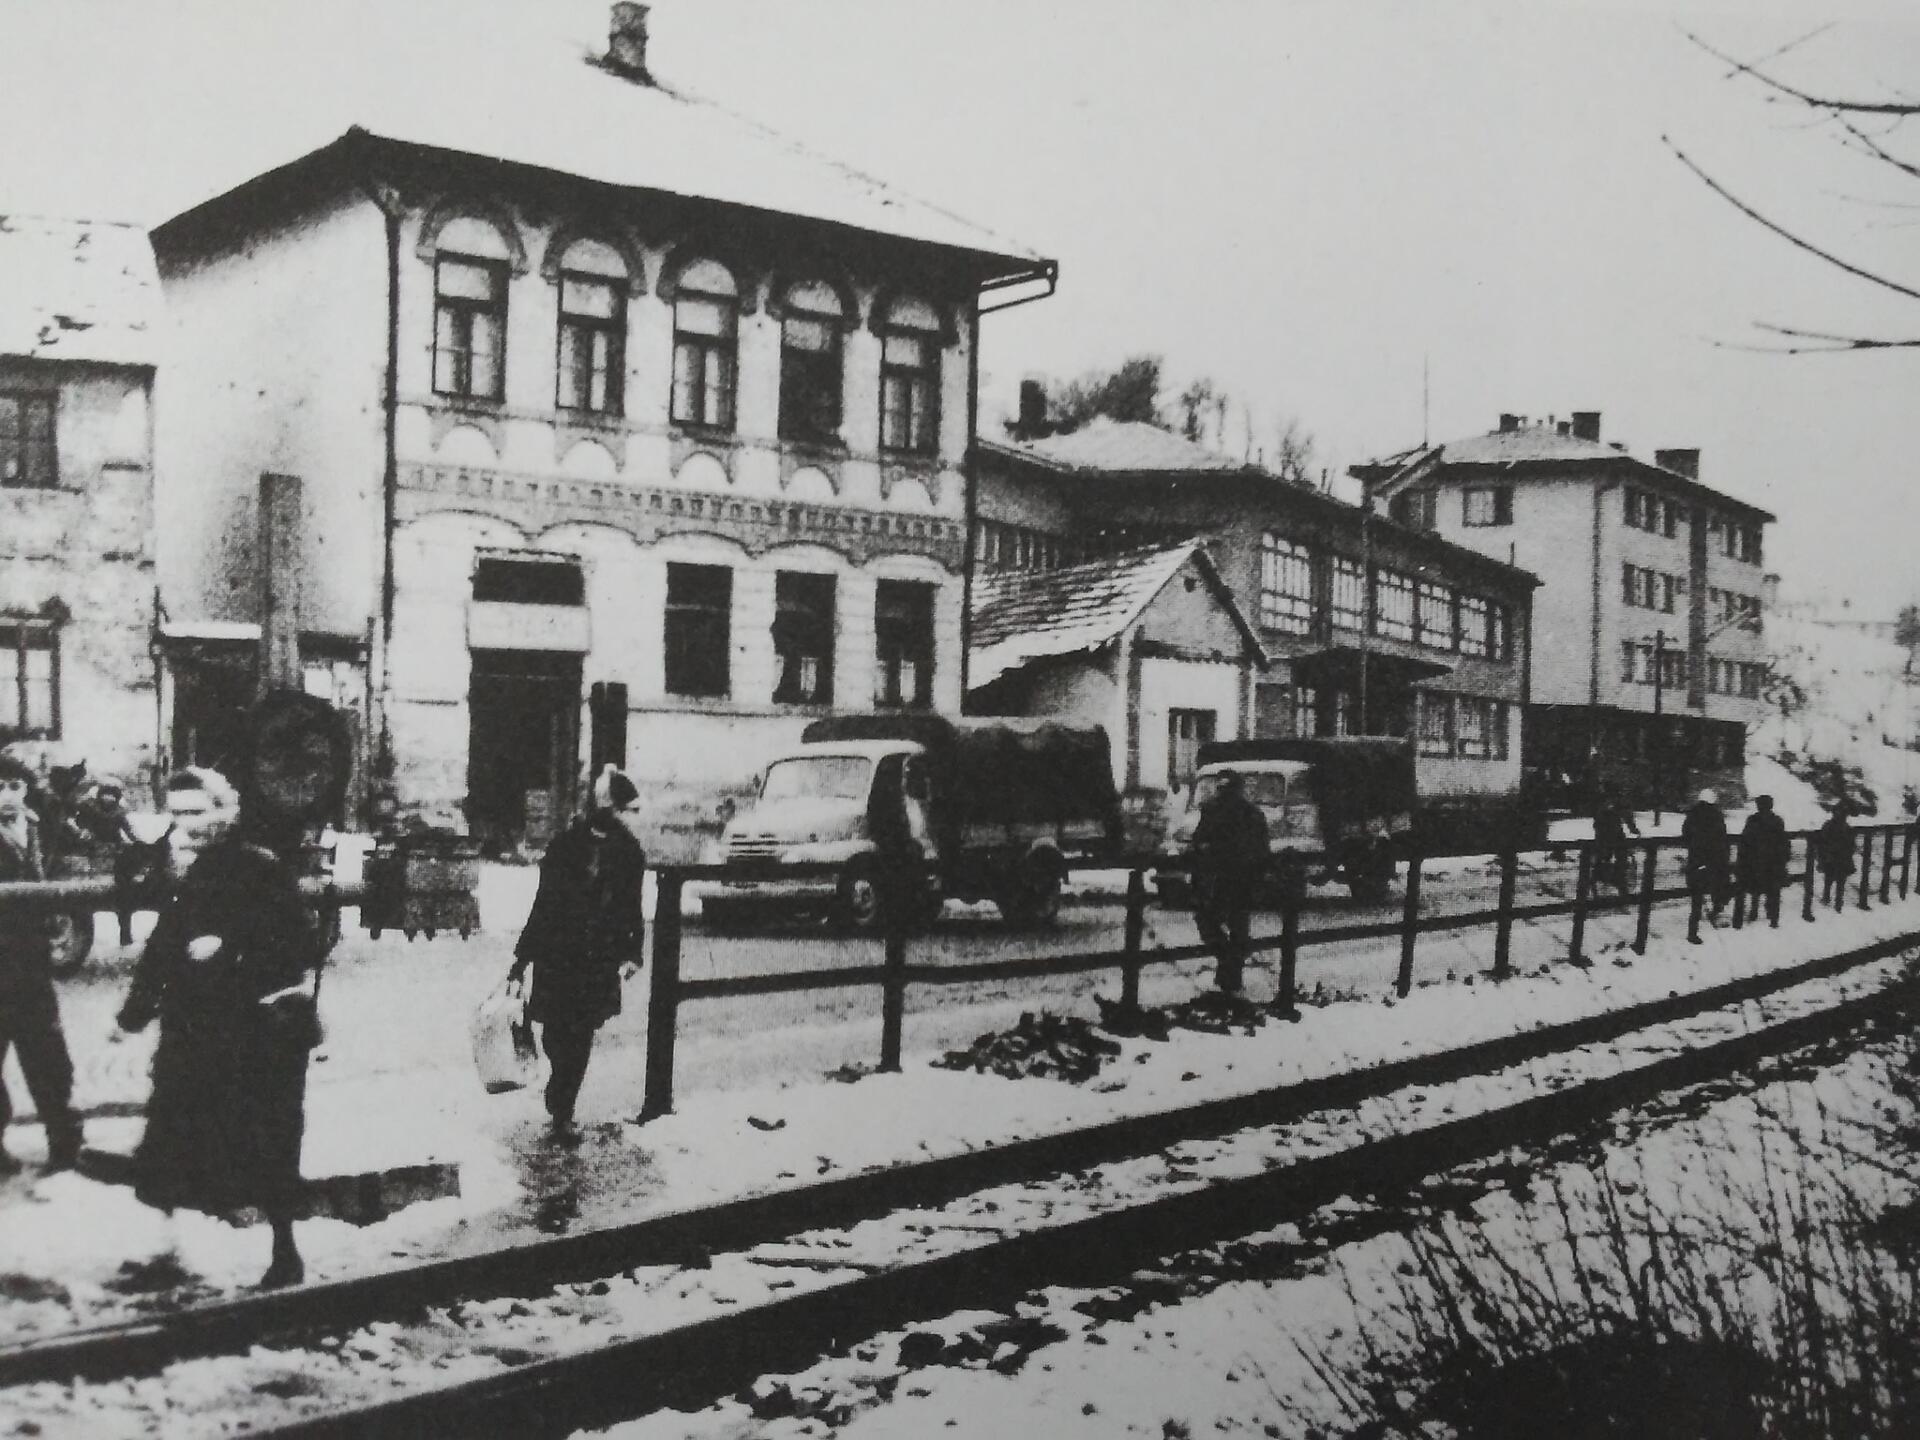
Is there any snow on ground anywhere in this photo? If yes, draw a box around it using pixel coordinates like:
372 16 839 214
1764 612 1920 818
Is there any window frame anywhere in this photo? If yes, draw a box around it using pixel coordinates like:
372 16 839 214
877 298 943 457
663 562 733 699
1330 556 1366 632
874 578 936 709
1417 690 1454 758
1258 534 1314 635
0 392 58 489
0 621 59 740
1462 485 1512 527
1372 567 1415 642
777 281 847 445
772 570 836 706
670 265 740 433
554 268 626 417
432 252 509 403
1390 489 1438 531
1457 593 1491 658
1415 578 1456 651
1167 708 1217 789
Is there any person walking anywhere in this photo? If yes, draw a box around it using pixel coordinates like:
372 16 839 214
1681 789 1730 944
509 766 646 1141
1735 794 1790 928
1592 793 1640 894
0 757 84 1174
117 767 323 1288
1190 771 1271 994
1815 805 1857 910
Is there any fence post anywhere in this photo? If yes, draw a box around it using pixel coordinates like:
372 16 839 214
1903 828 1915 901
879 912 908 1073
1120 868 1145 1012
1568 844 1592 968
1275 884 1302 1020
638 871 683 1122
1858 831 1874 911
1729 835 1747 930
1491 847 1518 978
1632 840 1657 955
1802 835 1817 922
1880 829 1896 905
1395 852 1422 998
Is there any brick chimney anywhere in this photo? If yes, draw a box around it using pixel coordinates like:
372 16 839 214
1570 411 1601 442
1498 412 1522 433
1015 378 1048 440
606 3 652 83
1655 448 1700 480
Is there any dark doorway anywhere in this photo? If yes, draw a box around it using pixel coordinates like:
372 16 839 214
467 649 582 853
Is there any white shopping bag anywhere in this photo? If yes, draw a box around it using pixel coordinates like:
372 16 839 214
470 976 539 1094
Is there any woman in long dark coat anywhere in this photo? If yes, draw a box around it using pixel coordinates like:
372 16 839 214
118 768 322 1288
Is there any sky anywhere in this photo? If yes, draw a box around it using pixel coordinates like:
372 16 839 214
2 0 1917 617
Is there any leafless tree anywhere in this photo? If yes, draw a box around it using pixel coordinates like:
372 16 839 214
1670 27 1920 352
1271 416 1318 486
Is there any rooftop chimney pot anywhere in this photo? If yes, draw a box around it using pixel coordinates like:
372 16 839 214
1654 447 1700 480
1015 378 1048 440
1571 410 1601 442
1498 412 1521 433
1556 420 1571 437
606 2 652 83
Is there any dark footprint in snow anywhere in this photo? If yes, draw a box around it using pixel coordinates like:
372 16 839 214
106 1251 219 1309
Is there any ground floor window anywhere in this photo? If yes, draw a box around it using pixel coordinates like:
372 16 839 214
0 622 58 739
773 571 835 705
1168 708 1216 788
664 563 732 698
874 579 934 708
1417 690 1453 757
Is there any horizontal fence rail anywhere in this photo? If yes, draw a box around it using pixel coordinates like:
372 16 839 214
637 821 1917 1117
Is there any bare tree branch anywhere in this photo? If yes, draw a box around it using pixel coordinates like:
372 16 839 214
1686 28 1920 115
1710 321 1920 354
1831 112 1920 183
1665 137 1920 304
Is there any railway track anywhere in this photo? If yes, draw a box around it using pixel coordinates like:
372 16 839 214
4 930 1917 1438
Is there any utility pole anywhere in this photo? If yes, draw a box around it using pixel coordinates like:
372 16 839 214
1358 478 1374 734
1651 629 1667 825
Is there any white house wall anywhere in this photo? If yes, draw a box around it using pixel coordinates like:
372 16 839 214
1136 657 1245 793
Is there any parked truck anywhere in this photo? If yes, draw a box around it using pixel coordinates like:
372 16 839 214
1157 736 1417 905
700 715 1123 932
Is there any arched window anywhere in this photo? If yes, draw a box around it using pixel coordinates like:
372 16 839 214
777 278 846 444
877 295 942 456
555 238 628 416
670 258 738 431
431 216 513 401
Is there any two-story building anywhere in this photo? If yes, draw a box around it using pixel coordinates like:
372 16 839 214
977 419 1539 834
0 215 161 791
1352 411 1774 808
148 7 1053 849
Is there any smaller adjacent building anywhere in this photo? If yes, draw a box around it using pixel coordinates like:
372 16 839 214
1353 411 1774 808
977 421 1539 825
968 540 1267 798
0 216 161 791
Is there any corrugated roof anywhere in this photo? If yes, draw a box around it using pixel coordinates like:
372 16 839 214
968 541 1266 691
0 216 159 366
1004 420 1256 475
164 32 1045 271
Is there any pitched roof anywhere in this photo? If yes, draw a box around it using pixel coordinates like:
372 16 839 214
0 216 159 367
992 420 1259 475
159 32 1046 274
969 541 1263 691
1356 425 1775 522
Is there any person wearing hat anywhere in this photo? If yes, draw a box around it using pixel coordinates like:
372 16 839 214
1735 794 1790 929
1815 803 1857 910
1190 770 1271 994
509 765 647 1140
1681 788 1730 944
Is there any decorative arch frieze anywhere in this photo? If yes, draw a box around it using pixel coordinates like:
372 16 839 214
655 241 764 314
868 284 961 346
669 436 737 487
764 263 861 329
778 455 843 497
538 219 650 296
427 412 506 457
413 195 529 275
878 463 944 507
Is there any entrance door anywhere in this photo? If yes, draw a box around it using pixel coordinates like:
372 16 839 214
467 649 582 852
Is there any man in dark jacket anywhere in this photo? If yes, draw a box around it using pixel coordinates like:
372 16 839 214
1190 772 1271 994
0 758 84 1173
1681 789 1730 944
1815 806 1857 910
510 766 646 1139
1592 794 1640 893
1735 794 1790 928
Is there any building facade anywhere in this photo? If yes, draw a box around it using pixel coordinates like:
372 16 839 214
0 217 161 792
977 421 1538 820
1353 411 1774 808
150 16 1052 849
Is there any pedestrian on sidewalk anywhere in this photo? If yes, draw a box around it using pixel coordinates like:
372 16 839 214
1735 794 1790 928
1190 771 1270 994
1682 789 1730 944
1592 792 1640 893
509 765 646 1142
117 766 324 1289
0 756 84 1174
1815 805 1857 910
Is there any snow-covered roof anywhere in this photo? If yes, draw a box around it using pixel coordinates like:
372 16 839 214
0 216 159 367
969 541 1263 691
991 420 1258 476
162 37 1047 273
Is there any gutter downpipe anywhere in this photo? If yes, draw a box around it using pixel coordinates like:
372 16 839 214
357 161 403 826
1589 473 1623 804
962 260 1058 714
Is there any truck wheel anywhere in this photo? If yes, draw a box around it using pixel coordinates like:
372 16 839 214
49 910 95 976
835 861 885 933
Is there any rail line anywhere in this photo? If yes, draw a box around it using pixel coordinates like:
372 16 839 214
3 927 1916 1437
